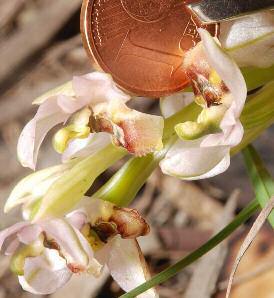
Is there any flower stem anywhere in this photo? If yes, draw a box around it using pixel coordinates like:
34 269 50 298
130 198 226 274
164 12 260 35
120 199 259 298
93 137 176 206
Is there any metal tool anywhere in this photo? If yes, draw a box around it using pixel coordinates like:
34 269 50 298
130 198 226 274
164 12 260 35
186 0 274 24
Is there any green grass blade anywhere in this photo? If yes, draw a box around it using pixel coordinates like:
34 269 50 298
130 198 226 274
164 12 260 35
243 145 274 227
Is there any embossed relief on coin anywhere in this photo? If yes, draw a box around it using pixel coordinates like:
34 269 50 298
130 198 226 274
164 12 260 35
120 0 173 22
81 0 218 97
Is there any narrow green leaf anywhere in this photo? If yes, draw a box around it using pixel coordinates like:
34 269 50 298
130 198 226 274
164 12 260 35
119 200 259 298
243 145 274 227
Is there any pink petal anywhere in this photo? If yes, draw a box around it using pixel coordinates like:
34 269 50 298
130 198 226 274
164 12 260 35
19 249 72 295
66 210 87 230
17 97 71 169
0 222 29 251
40 219 90 268
57 95 88 114
17 224 42 245
4 238 20 256
73 72 130 105
106 237 158 298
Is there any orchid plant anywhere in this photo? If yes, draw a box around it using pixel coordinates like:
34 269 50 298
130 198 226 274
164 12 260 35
1 11 274 297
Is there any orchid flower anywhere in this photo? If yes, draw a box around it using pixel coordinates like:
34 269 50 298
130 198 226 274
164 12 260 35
0 218 102 295
0 198 157 297
159 29 247 180
18 72 164 170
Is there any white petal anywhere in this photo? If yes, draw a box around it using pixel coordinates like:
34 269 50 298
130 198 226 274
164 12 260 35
73 72 130 105
220 11 274 67
0 222 29 251
201 120 244 148
40 219 90 268
228 32 274 68
4 164 70 213
106 237 158 298
160 92 194 118
17 97 71 169
160 139 230 180
19 249 72 295
50 213 103 276
17 224 42 245
74 228 103 277
33 81 74 105
198 29 247 116
66 210 87 230
62 132 111 162
57 95 88 114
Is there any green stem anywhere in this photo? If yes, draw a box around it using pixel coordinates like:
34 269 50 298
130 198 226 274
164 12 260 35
94 154 159 206
120 199 259 298
93 137 176 206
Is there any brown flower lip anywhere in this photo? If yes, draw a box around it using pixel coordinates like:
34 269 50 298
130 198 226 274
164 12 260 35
91 206 150 242
111 207 150 239
81 0 219 98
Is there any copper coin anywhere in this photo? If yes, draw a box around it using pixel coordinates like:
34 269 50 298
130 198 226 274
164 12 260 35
81 0 218 97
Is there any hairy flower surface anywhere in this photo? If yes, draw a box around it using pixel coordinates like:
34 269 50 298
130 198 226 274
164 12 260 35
0 198 157 297
18 72 164 170
160 29 247 180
